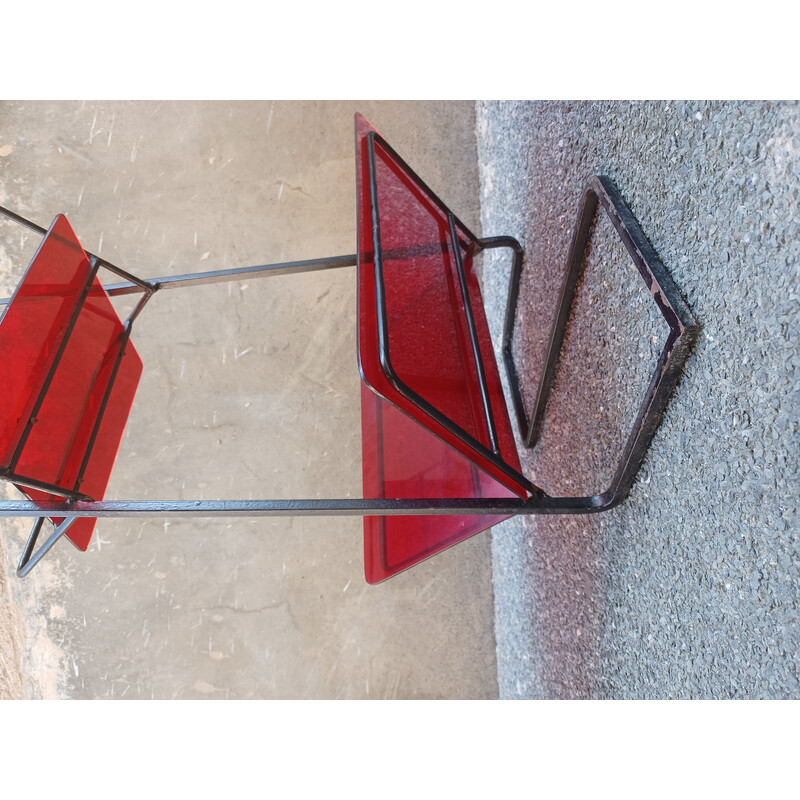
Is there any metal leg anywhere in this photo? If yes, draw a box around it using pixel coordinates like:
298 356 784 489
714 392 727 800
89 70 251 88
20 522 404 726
588 176 700 505
0 493 615 578
503 186 593 449
17 517 76 577
0 490 631 581
477 236 529 444
501 174 700 503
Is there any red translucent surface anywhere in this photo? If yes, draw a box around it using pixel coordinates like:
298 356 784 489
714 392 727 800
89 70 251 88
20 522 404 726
356 113 525 583
380 164 488 444
0 215 142 550
361 384 516 583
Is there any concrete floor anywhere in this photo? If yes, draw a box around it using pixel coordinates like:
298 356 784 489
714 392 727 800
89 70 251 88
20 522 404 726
0 101 499 699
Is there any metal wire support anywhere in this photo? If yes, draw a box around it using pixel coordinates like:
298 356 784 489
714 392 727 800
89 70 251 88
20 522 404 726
17 517 77 577
0 181 700 576
501 174 700 505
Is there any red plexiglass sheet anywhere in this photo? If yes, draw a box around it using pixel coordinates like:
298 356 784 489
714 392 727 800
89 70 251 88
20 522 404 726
356 114 525 583
0 215 142 550
361 383 516 583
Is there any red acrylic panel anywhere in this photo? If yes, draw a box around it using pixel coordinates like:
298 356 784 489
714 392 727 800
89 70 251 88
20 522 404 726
0 214 142 550
356 113 526 583
378 155 489 445
361 383 517 583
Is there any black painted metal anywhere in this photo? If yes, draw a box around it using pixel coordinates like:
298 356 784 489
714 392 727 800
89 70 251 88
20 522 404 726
17 517 46 573
72 326 134 494
480 236 527 438
0 494 613 520
590 176 700 503
0 470 87 500
0 167 699 578
0 256 360 307
99 255 359 297
0 203 158 294
7 256 102 473
0 204 49 237
93 255 158 294
501 175 700 506
366 131 538 496
448 213 500 455
16 517 76 578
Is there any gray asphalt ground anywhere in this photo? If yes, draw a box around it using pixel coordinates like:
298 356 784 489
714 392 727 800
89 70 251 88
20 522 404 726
476 100 799 699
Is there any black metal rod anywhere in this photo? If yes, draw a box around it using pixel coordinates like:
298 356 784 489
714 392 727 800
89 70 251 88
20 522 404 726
72 327 134 494
17 517 46 574
0 204 157 292
606 330 682 500
448 214 500 454
0 256 360 305
0 470 89 501
582 176 699 504
0 493 613 519
98 255 359 297
480 236 527 440
7 259 102 472
0 247 467 306
366 133 482 245
528 188 597 448
17 517 75 578
123 290 154 327
499 175 700 507
593 175 696 332
93 256 157 293
0 204 49 236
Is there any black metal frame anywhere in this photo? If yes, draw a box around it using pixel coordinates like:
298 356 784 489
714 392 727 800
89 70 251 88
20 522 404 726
0 206 361 575
367 132 537 495
501 175 700 504
0 165 698 578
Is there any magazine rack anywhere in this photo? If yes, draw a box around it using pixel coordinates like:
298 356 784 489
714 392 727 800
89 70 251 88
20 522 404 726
0 113 698 582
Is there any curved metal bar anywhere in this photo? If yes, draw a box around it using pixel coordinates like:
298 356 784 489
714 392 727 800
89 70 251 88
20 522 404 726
497 175 700 508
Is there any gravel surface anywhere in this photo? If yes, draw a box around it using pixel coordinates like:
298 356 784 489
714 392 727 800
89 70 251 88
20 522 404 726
476 100 799 699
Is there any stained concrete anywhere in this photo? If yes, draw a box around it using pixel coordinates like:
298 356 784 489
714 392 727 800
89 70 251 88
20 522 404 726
0 101 498 699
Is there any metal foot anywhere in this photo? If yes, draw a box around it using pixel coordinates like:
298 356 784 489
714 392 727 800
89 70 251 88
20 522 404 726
17 517 76 577
502 175 700 502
